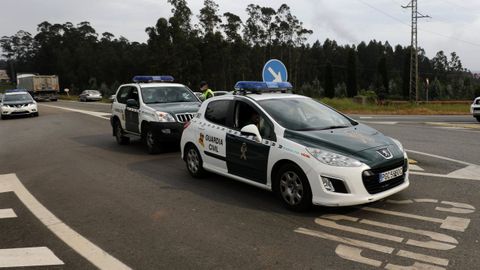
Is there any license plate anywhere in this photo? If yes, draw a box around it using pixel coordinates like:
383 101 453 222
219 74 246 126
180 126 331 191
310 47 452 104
379 166 403 183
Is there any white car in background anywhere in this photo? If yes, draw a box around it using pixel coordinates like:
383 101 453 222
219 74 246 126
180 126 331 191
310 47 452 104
471 97 480 122
1 91 39 119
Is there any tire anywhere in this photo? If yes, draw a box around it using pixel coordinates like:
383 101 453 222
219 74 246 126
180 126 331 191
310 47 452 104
273 163 312 212
476 117 480 123
33 112 39 117
51 99 57 102
185 144 205 178
144 127 162 154
113 120 130 145
0 115 7 120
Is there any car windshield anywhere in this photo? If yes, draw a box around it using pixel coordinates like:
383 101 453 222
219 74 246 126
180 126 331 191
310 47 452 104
258 97 356 131
3 93 33 103
141 86 198 104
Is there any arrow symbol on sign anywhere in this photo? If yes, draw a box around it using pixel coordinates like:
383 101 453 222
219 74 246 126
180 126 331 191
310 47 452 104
268 67 283 82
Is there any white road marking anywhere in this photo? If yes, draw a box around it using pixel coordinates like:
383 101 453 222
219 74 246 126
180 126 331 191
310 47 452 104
296 228 449 268
397 250 449 266
0 174 132 270
386 199 475 214
409 164 425 171
295 227 394 253
335 245 381 267
405 149 474 167
321 215 457 250
361 207 470 232
0 208 16 219
0 247 64 268
447 165 480 180
360 121 398 125
359 116 373 119
41 105 110 120
410 171 480 181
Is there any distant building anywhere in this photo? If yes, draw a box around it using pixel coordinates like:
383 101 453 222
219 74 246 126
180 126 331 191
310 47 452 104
0 69 9 82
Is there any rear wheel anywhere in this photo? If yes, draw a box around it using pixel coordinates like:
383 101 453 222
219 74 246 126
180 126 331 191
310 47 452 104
476 117 480 122
114 120 130 145
144 127 162 154
274 163 312 211
185 145 205 178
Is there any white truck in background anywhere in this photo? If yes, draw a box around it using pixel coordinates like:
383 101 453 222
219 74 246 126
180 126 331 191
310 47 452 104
17 74 59 101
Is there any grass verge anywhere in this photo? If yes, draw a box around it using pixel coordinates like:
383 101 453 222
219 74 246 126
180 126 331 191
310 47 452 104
321 98 471 115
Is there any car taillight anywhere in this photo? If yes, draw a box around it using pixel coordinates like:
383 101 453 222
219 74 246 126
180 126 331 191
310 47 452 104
184 121 191 129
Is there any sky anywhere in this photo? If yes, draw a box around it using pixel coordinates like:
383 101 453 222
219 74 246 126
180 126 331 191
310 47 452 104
1 0 480 71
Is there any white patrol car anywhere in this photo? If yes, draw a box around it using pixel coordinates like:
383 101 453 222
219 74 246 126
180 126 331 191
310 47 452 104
1 90 39 119
471 97 480 122
180 81 409 211
110 76 201 154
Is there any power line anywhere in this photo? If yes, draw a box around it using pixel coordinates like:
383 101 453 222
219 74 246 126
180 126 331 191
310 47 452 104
357 0 480 48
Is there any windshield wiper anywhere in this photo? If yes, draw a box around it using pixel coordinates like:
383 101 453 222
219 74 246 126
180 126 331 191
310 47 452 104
296 125 350 131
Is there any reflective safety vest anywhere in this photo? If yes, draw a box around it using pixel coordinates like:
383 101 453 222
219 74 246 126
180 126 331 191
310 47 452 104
202 89 214 100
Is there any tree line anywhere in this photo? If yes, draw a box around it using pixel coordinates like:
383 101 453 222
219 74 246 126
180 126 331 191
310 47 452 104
1 0 479 100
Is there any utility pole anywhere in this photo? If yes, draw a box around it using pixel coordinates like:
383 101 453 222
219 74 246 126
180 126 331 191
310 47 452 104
402 0 429 102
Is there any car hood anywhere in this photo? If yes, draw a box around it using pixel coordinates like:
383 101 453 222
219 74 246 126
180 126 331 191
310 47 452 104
147 102 201 115
284 124 404 168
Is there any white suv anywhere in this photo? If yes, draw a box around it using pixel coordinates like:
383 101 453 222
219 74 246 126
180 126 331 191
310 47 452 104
110 76 201 153
471 97 480 122
1 91 39 119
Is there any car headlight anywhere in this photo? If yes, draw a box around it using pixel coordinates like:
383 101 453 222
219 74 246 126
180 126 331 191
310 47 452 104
156 111 176 122
306 147 363 167
390 138 404 153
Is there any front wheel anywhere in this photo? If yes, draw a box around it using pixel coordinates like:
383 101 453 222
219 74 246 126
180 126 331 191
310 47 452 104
114 120 130 145
185 145 205 178
274 163 312 212
144 128 162 154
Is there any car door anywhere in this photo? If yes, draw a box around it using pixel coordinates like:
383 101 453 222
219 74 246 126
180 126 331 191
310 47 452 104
125 86 140 134
201 99 234 172
225 100 274 184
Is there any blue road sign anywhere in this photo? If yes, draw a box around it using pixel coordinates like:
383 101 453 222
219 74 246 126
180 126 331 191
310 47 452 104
262 59 288 82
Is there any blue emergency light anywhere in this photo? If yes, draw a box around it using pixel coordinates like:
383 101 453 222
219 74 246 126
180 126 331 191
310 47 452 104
234 81 293 94
132 75 175 83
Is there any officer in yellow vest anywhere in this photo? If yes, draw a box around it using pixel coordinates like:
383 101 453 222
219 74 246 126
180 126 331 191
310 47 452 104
199 81 214 101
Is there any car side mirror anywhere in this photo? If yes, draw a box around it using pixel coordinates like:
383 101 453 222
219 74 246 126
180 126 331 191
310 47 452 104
240 124 262 143
126 99 139 108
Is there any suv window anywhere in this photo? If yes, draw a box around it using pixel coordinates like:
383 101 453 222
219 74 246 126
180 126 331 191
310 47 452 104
205 100 231 126
116 86 131 104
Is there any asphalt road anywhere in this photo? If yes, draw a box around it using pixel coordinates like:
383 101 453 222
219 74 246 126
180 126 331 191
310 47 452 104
0 101 479 270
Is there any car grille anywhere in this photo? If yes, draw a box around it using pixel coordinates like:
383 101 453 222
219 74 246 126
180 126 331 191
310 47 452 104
362 159 408 195
176 113 196 123
6 104 29 108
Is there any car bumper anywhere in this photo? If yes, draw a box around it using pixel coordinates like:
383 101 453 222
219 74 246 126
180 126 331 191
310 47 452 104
86 96 102 101
308 158 410 207
1 107 38 116
471 105 480 116
149 122 185 142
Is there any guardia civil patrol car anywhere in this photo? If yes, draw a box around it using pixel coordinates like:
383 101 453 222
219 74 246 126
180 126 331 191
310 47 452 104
180 81 409 211
111 76 201 153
